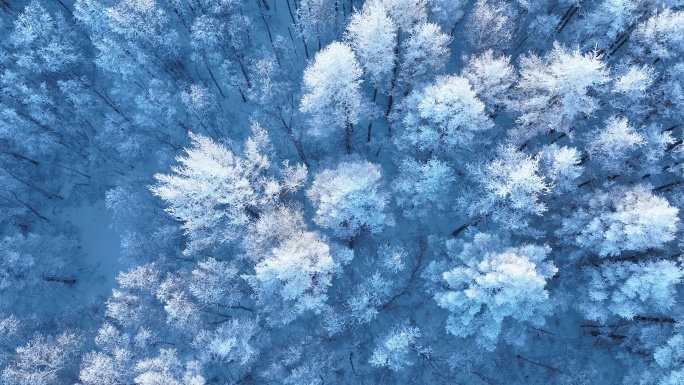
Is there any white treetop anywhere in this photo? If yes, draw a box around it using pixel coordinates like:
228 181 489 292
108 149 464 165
511 43 610 141
560 185 679 257
399 22 450 85
369 322 422 371
581 260 684 322
151 125 306 254
300 42 364 136
436 234 557 350
392 157 455 218
468 145 551 230
633 9 684 60
307 159 392 239
586 116 645 173
462 50 517 110
345 1 397 91
379 0 427 30
400 75 492 154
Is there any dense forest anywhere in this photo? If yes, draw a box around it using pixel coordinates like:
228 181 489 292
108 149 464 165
1 0 684 383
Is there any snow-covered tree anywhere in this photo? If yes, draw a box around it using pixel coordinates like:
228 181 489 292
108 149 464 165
462 50 517 113
392 157 455 218
428 0 469 31
559 185 679 257
345 1 397 91
465 0 515 52
610 63 657 120
346 272 393 325
77 0 179 80
510 43 610 142
580 259 684 322
156 274 201 330
180 84 217 117
296 0 338 50
2 332 82 385
193 318 259 365
106 289 152 329
586 116 645 174
538 144 584 194
151 124 305 254
133 349 204 385
651 332 684 385
466 145 551 231
188 258 240 307
527 13 560 50
105 0 180 50
575 0 640 52
307 159 392 239
80 323 137 385
104 264 165 332
300 42 363 152
633 9 684 60
435 233 557 350
399 75 492 156
369 322 423 371
243 207 340 324
73 0 110 40
399 22 451 87
129 78 180 139
660 63 684 121
191 11 253 100
190 15 224 66
379 0 428 31
10 2 80 74
80 349 133 385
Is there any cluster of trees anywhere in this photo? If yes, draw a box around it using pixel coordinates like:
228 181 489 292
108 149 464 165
1 0 684 384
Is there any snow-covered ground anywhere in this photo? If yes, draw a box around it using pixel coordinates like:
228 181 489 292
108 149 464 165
60 201 123 304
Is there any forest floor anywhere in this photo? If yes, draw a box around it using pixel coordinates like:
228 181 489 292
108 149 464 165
58 200 123 307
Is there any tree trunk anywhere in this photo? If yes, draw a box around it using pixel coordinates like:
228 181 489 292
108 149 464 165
207 65 226 98
10 191 48 222
556 1 583 33
367 88 377 143
386 33 401 137
43 276 76 285
286 0 297 24
279 114 309 166
258 4 281 67
237 56 252 89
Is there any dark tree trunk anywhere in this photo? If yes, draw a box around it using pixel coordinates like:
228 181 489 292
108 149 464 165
367 88 377 143
43 276 76 285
